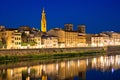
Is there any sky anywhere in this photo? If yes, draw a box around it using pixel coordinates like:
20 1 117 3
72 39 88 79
0 0 120 33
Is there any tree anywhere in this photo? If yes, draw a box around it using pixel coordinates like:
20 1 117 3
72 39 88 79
0 41 3 48
21 32 28 43
1 37 6 45
1 37 7 48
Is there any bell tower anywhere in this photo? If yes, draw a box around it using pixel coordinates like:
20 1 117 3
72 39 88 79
41 8 47 32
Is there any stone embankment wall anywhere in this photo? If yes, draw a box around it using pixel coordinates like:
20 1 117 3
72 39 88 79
107 46 120 53
0 47 104 56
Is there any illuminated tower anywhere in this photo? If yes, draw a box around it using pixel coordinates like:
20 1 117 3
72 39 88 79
41 8 47 32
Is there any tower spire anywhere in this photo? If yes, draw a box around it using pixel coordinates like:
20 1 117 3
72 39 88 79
41 8 47 32
42 8 45 13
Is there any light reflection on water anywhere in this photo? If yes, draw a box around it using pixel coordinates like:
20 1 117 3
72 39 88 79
0 55 120 80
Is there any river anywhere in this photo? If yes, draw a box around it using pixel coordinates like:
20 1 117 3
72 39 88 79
0 54 120 80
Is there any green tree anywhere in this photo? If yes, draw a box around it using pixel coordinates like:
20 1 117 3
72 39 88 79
21 32 28 43
1 37 6 45
1 37 6 48
0 41 3 48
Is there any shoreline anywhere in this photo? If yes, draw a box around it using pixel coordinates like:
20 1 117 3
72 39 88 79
0 50 105 62
0 46 120 62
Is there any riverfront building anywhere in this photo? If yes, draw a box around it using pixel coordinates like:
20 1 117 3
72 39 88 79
1 26 120 49
41 35 58 48
47 24 86 48
86 32 120 47
0 29 21 49
91 34 109 47
64 24 86 47
47 28 65 48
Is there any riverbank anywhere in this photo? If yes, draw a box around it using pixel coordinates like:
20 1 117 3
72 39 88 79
0 46 120 62
0 50 105 62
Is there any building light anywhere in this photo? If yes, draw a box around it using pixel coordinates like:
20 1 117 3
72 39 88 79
56 63 58 71
28 67 30 74
11 69 14 76
77 60 79 67
111 68 114 73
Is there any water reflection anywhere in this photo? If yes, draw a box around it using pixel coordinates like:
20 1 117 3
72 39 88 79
0 55 120 80
91 55 120 72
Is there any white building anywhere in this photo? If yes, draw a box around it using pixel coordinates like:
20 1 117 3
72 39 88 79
41 35 58 48
91 32 120 47
91 34 109 47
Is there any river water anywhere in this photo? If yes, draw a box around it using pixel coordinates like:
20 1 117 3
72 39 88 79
0 54 120 80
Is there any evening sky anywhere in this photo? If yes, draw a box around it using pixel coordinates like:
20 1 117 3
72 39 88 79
0 0 120 33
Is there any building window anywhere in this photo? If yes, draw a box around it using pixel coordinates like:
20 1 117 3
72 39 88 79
12 37 14 38
12 40 14 43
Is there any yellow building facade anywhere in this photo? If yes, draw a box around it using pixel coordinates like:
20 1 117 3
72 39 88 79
27 34 41 48
0 30 21 49
47 28 65 48
47 28 65 43
47 27 86 48
65 31 86 47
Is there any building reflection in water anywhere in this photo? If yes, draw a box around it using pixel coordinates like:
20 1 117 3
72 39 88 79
91 55 120 72
0 55 120 80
